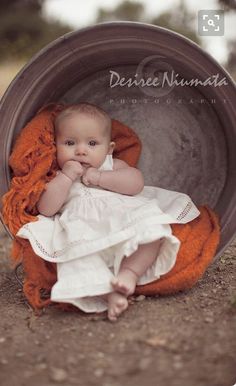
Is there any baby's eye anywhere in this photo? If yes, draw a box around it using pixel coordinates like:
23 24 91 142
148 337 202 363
89 140 97 146
65 140 75 146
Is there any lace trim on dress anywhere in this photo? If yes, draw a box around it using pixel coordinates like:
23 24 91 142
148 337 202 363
23 208 158 259
176 201 193 221
23 200 195 260
24 208 152 259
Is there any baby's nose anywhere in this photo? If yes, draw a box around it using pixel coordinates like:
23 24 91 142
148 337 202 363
75 143 87 155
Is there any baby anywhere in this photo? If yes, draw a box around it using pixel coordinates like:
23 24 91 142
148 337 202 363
37 103 161 321
17 102 200 321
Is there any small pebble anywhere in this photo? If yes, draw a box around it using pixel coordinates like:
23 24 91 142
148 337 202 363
135 295 146 302
0 337 6 343
205 316 214 323
15 352 25 358
94 368 104 377
144 336 167 347
0 358 8 365
183 316 192 322
173 361 184 370
67 356 77 365
173 355 183 370
49 367 68 383
35 362 47 371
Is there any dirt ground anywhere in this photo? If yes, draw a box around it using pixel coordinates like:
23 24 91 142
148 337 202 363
0 223 235 386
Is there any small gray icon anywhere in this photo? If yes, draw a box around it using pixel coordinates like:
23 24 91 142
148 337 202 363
198 10 224 36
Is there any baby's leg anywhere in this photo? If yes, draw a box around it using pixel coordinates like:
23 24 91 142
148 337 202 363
111 239 161 296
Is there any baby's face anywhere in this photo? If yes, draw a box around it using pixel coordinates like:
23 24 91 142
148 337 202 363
55 112 114 170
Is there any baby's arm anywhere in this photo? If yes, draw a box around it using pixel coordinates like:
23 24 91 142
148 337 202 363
100 159 144 195
37 161 83 216
83 159 144 195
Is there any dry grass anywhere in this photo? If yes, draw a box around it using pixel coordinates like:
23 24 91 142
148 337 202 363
0 60 26 98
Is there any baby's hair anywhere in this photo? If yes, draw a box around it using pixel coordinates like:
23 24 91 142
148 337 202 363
55 102 112 138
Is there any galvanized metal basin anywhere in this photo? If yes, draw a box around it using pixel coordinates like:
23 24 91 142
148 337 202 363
0 22 235 258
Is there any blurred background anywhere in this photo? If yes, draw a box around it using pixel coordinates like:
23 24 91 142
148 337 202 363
0 0 235 98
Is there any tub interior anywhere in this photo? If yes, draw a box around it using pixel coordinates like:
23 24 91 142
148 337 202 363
1 25 235 255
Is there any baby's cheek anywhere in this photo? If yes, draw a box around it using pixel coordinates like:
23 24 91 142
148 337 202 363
57 148 70 168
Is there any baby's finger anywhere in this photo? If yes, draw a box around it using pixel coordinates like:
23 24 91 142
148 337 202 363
78 168 84 176
76 164 84 175
82 176 90 186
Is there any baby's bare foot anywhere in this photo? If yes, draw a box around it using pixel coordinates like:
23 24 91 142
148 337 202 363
106 292 128 322
111 267 138 297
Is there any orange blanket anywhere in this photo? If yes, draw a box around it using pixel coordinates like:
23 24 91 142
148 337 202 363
1 104 220 310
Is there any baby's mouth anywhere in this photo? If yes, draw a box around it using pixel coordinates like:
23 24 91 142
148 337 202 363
80 162 90 168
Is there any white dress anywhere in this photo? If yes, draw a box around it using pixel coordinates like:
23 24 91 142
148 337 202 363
17 155 200 313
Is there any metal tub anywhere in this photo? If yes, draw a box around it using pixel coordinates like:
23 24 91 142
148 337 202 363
0 22 235 258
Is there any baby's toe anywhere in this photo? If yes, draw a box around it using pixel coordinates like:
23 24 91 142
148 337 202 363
107 292 129 322
108 308 118 322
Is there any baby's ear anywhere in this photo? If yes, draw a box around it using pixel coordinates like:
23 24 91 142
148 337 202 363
108 141 115 154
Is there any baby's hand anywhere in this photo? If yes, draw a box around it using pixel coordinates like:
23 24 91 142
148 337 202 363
82 167 101 186
62 160 84 181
